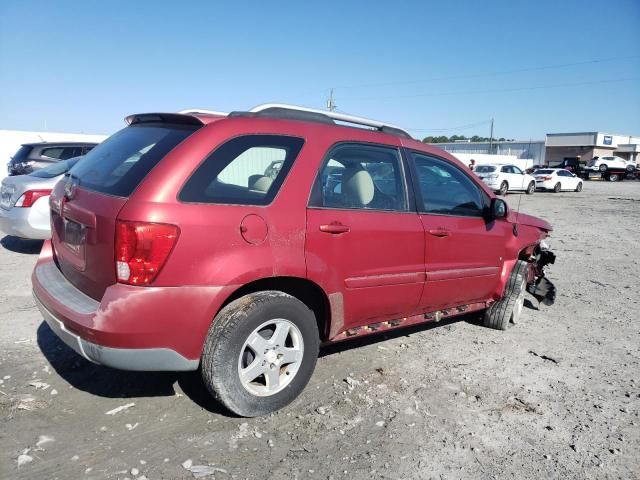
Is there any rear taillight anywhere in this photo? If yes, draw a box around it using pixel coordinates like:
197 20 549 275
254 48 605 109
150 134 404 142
543 176 552 180
115 221 180 285
14 189 52 208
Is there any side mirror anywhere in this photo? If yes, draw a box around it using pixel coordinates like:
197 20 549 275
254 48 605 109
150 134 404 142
572 173 577 177
488 198 508 220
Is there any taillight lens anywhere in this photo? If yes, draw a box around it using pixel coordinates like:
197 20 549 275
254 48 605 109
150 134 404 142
115 221 180 285
14 189 52 208
543 176 552 180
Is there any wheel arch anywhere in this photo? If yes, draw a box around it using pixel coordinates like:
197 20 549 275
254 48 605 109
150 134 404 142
218 276 331 341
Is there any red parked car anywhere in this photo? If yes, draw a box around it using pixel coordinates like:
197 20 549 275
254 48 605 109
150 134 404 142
32 104 556 416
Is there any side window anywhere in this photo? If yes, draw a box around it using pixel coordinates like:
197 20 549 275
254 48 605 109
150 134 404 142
501 166 510 173
41 147 65 159
309 143 407 212
59 147 81 160
512 166 524 174
179 135 304 205
410 152 485 217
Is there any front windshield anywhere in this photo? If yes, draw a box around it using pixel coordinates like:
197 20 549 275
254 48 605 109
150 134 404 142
29 156 82 178
475 165 496 173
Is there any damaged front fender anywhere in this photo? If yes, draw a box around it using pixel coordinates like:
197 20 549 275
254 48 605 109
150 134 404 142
526 248 556 306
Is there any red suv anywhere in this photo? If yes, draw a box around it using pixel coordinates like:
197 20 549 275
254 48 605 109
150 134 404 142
32 104 556 416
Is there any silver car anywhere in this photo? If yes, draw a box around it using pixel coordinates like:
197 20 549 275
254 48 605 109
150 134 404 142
0 157 82 240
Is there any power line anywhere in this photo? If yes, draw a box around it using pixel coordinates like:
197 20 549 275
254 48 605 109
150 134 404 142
332 55 640 90
339 77 640 102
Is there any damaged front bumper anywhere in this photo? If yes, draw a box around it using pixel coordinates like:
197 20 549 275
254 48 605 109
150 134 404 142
527 248 556 305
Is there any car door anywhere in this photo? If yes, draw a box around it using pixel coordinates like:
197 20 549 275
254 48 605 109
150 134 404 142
511 165 527 190
407 151 510 311
306 142 425 334
500 165 515 191
557 169 576 189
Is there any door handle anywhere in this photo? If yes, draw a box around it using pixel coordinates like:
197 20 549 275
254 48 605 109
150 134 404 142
428 229 450 237
320 223 350 234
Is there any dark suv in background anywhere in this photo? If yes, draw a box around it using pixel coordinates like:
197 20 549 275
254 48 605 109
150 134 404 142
8 142 98 176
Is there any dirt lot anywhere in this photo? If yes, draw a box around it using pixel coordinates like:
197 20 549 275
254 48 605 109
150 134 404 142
1 180 639 480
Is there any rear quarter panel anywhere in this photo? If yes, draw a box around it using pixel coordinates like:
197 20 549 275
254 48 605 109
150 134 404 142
119 118 325 290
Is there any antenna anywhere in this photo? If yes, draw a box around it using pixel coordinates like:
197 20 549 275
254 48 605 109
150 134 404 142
513 138 532 236
327 88 337 112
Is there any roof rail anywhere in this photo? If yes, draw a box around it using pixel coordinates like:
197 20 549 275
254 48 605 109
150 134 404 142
178 109 229 116
244 104 413 139
178 104 413 139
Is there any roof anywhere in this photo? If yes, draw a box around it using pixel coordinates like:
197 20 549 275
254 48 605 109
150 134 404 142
21 141 99 147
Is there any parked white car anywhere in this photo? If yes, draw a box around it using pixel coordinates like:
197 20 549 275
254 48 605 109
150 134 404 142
588 156 636 173
0 157 82 239
474 164 536 196
533 168 583 192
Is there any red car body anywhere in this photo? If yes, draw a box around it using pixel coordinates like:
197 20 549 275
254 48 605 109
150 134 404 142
32 109 553 372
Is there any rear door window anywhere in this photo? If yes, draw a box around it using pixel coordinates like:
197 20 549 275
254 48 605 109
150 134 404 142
179 135 304 205
42 147 65 159
309 143 407 212
69 124 198 197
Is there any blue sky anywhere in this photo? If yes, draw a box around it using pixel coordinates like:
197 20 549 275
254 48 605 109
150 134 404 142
1 0 639 140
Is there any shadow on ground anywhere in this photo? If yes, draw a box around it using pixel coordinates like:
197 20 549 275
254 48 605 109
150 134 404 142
35 297 541 414
36 322 231 416
1 235 43 254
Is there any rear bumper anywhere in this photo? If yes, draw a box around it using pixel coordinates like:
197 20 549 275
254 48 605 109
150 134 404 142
35 292 198 371
32 241 227 371
0 205 50 240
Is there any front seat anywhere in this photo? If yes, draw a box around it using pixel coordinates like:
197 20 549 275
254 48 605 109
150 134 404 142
341 168 374 208
250 176 273 193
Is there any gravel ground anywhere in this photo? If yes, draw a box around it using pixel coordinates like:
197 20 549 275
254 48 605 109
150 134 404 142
0 180 639 480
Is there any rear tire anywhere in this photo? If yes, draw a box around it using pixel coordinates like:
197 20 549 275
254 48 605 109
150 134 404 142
553 182 561 193
201 291 319 417
484 260 528 330
526 181 535 195
575 182 583 192
499 181 509 196
608 173 620 182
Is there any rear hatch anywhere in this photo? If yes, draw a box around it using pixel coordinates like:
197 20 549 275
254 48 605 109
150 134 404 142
474 165 497 180
50 120 200 300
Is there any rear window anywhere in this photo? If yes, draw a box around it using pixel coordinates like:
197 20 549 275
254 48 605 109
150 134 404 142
11 145 32 163
179 135 304 205
69 124 197 197
536 169 554 174
475 165 496 173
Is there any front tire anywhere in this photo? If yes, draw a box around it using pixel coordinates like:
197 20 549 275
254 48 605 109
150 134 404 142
499 181 509 196
575 182 583 192
626 164 635 173
201 291 319 417
526 181 535 195
553 182 561 193
599 164 607 172
484 260 528 330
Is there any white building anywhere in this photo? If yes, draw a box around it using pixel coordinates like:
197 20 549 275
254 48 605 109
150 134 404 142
545 132 640 166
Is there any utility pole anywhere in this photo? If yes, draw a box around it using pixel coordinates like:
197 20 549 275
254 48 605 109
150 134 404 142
327 88 336 112
488 118 494 154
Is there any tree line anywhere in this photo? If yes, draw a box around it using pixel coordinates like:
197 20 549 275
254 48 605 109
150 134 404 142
422 135 514 144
